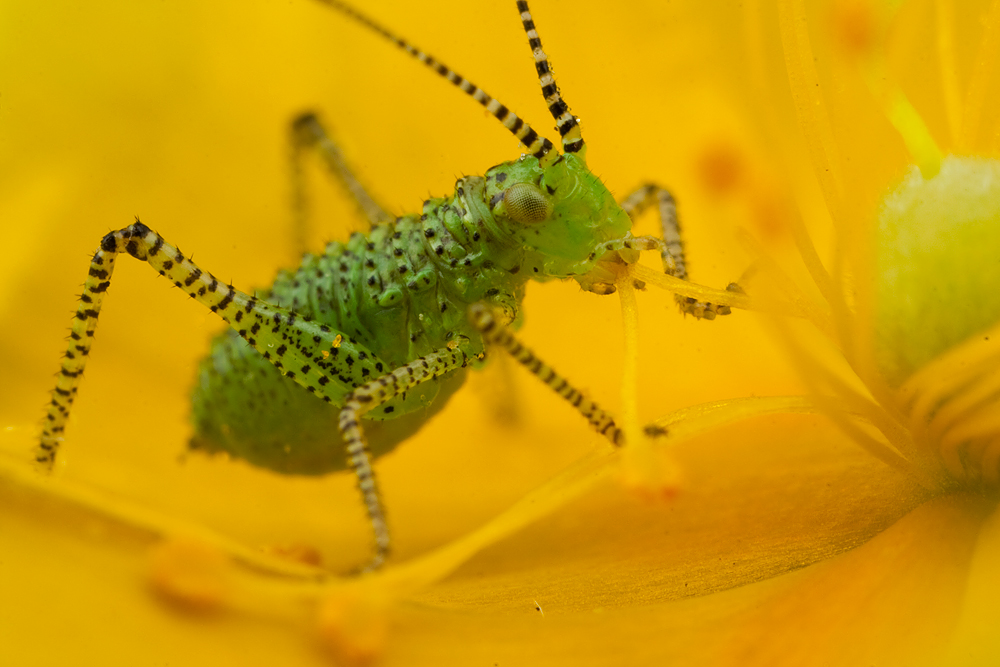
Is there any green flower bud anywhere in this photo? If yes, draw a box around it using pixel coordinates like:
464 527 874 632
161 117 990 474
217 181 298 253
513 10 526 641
875 156 1000 385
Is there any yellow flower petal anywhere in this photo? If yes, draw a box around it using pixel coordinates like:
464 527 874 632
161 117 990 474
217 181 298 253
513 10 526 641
942 503 1000 665
5 0 1000 664
716 493 987 666
412 412 927 612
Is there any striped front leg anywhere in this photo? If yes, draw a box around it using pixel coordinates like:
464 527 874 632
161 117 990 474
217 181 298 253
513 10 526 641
36 228 122 469
619 183 736 320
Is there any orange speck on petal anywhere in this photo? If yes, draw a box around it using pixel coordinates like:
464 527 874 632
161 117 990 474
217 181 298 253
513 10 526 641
618 446 683 503
147 538 231 611
748 182 792 241
697 142 745 195
266 543 325 567
317 586 391 666
696 140 791 240
830 0 876 57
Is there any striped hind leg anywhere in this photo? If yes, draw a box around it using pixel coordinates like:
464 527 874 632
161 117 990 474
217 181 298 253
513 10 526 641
619 183 739 320
289 112 393 256
38 219 385 471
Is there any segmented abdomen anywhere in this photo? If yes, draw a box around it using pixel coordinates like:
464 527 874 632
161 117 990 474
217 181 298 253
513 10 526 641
190 172 528 472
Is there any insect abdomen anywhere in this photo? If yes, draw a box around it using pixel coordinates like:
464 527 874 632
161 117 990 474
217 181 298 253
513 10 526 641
190 329 344 473
189 327 468 474
189 173 529 472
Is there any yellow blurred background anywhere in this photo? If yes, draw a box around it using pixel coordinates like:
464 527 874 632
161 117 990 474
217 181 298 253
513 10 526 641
0 0 798 561
0 0 896 663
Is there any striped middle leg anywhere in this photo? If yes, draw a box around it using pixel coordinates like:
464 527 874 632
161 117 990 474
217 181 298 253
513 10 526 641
467 303 623 447
338 342 476 570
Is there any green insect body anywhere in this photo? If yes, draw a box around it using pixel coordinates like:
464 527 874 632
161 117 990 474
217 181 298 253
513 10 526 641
190 153 631 475
38 0 734 570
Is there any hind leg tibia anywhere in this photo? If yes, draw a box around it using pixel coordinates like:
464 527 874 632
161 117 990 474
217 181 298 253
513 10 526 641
38 219 383 470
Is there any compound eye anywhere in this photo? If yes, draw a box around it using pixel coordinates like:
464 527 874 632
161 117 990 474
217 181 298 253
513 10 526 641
503 183 552 224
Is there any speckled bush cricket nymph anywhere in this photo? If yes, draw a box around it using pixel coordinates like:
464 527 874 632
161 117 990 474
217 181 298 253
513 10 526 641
38 0 734 570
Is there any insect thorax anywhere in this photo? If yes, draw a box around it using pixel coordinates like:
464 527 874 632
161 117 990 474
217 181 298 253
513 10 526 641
188 153 634 474
260 152 631 368
269 177 532 367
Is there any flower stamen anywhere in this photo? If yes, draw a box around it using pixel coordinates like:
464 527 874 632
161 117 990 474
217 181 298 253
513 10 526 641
935 0 964 147
960 0 1000 148
895 318 1000 483
779 0 848 227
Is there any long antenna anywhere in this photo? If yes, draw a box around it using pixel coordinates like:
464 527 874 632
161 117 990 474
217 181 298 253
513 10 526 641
517 0 585 162
314 0 557 161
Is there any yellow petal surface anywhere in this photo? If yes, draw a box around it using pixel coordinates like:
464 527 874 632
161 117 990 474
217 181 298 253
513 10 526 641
382 495 984 667
943 502 1000 665
0 0 787 538
0 1 803 663
4 0 999 665
2 411 930 665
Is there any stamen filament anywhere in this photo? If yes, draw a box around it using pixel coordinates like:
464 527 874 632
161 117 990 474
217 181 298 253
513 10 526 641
778 0 847 233
945 411 1000 447
874 70 945 177
899 319 1000 430
939 410 1000 479
961 0 1000 148
649 395 835 434
787 207 853 350
750 0 862 348
935 0 963 147
618 270 643 454
732 230 835 336
369 449 618 598
0 449 326 582
785 326 922 465
629 264 754 311
928 362 1000 444
769 317 934 484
